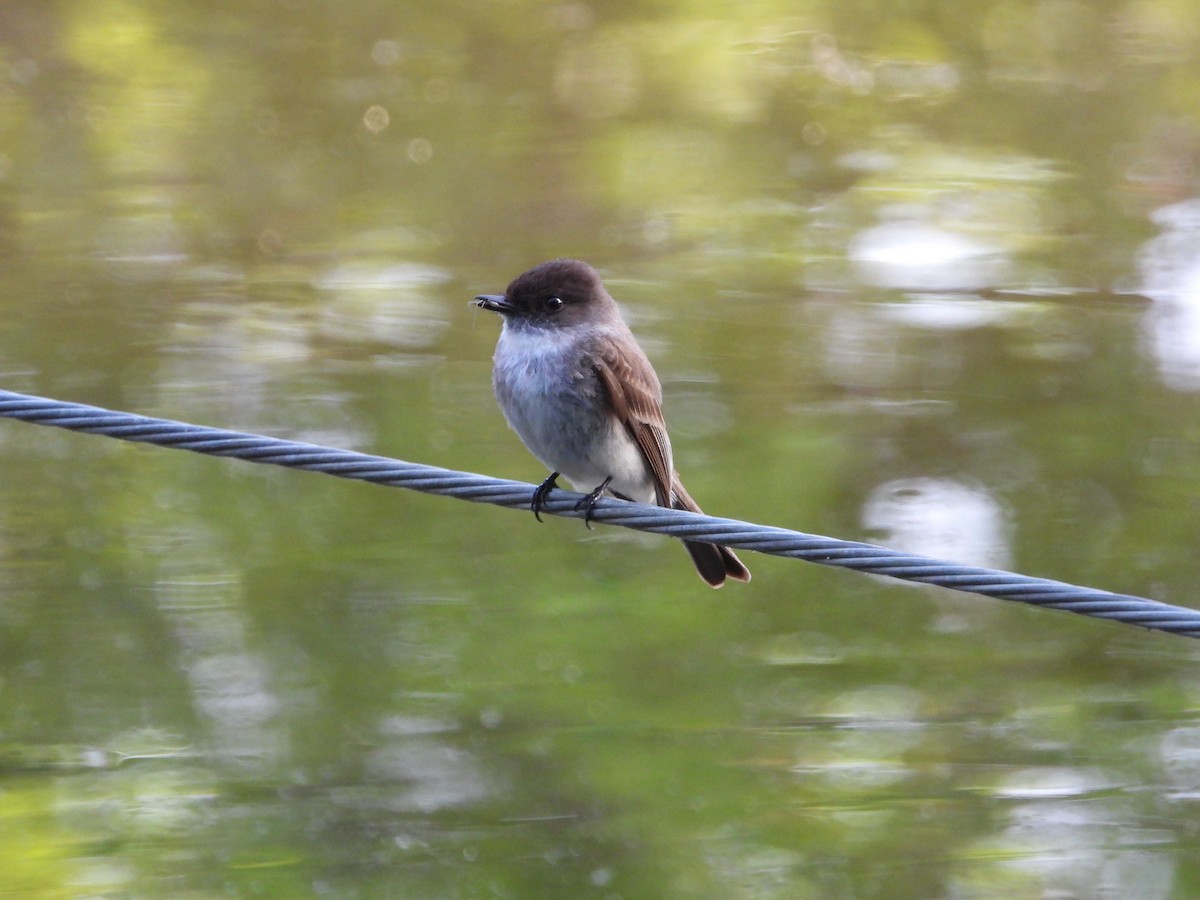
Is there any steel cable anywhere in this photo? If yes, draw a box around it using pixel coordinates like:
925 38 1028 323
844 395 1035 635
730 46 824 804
0 389 1196 638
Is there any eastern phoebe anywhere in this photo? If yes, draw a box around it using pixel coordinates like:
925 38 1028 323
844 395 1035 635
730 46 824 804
474 258 751 587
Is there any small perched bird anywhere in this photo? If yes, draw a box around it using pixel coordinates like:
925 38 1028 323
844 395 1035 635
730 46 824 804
474 258 750 587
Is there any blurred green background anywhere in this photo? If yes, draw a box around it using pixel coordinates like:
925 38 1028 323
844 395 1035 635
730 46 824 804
1 0 1199 896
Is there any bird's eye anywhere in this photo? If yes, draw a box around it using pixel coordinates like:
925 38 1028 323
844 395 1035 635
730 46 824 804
544 296 564 312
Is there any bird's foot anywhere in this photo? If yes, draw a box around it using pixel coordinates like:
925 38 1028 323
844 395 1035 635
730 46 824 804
574 476 613 530
531 472 560 522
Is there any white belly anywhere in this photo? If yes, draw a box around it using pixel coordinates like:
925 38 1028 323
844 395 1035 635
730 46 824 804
492 325 657 504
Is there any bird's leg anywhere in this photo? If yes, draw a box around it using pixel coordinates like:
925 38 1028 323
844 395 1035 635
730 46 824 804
531 472 560 522
574 476 613 529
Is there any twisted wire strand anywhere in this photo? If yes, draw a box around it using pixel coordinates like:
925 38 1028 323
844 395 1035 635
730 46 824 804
1 389 1197 638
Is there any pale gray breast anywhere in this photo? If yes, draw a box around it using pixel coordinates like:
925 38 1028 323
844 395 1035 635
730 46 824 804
492 325 611 472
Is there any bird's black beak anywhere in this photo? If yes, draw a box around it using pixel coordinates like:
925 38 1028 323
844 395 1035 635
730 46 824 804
474 294 513 314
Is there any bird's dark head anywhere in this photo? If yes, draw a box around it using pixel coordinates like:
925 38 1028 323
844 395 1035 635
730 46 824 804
474 259 615 329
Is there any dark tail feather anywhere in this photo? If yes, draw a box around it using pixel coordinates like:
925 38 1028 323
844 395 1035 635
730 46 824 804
684 540 751 588
671 477 751 588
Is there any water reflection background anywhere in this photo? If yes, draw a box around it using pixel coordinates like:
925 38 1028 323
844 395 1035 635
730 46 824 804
1 1 1199 897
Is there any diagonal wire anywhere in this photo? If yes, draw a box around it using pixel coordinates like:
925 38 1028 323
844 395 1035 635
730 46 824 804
0 388 1197 638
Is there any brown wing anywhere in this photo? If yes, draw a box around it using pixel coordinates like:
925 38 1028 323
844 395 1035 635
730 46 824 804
593 334 752 587
593 334 673 507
